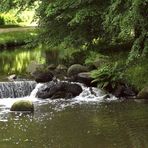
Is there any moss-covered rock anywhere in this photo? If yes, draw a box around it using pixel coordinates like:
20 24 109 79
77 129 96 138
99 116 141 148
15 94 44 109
67 64 88 77
137 87 148 99
10 100 34 112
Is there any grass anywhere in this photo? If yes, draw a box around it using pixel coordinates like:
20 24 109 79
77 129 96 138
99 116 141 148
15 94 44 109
0 29 38 49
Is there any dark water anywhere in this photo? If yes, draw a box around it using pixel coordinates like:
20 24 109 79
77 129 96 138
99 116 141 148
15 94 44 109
0 47 148 148
0 100 148 148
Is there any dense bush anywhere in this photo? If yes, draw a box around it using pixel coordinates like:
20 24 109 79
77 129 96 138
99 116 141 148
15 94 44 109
91 63 125 90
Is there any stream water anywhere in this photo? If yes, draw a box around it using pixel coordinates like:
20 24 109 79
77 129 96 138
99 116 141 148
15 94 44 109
0 47 148 148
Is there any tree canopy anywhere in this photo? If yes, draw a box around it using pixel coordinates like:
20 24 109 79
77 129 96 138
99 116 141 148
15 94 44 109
0 0 147 60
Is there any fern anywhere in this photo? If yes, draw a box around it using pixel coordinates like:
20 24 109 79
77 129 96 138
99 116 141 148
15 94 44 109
91 62 125 90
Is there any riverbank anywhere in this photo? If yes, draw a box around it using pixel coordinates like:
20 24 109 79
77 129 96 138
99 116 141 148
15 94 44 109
0 26 37 49
0 27 147 96
101 50 148 91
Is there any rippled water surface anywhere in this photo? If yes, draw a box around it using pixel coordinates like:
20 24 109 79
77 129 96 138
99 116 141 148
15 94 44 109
0 98 148 148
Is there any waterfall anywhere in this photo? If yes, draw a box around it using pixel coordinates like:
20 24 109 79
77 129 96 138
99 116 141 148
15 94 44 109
0 81 36 98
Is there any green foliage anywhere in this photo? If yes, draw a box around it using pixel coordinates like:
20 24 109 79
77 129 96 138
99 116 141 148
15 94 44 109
0 0 147 64
0 9 37 26
0 16 5 25
104 0 148 61
1 0 147 54
85 51 109 67
36 0 110 47
125 58 148 90
91 63 125 89
1 12 18 24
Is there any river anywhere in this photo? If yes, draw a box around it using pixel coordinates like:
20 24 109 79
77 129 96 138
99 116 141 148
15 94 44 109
0 47 148 148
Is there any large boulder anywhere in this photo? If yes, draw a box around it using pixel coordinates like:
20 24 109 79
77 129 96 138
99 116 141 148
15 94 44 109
32 71 54 83
10 100 34 112
36 81 82 99
137 87 148 99
67 64 88 77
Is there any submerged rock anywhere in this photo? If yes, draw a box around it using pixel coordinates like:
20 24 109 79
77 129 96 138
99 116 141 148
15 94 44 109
137 87 148 99
36 81 82 99
10 100 34 112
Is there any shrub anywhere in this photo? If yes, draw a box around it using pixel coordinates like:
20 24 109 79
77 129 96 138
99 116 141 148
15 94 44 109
91 62 125 90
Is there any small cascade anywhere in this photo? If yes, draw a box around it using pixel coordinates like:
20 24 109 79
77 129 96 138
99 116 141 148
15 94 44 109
0 81 118 121
0 81 36 98
30 83 44 98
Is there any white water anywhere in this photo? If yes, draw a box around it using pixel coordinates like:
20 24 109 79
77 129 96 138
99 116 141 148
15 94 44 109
0 82 117 121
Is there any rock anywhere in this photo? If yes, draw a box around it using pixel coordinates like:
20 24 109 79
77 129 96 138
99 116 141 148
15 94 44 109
54 64 68 79
32 71 54 83
55 64 67 74
103 94 111 99
56 64 67 71
137 87 148 99
8 74 17 81
113 83 137 98
26 61 44 74
76 72 96 86
67 64 88 77
36 81 82 99
10 100 34 112
47 64 56 71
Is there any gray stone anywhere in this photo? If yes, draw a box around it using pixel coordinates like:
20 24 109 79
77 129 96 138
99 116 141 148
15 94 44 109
67 64 88 77
77 72 95 86
32 71 53 83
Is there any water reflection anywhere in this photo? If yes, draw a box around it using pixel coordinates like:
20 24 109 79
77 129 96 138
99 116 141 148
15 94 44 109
0 47 45 76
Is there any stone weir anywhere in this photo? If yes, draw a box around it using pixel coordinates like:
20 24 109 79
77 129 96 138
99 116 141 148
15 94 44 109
0 81 36 98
